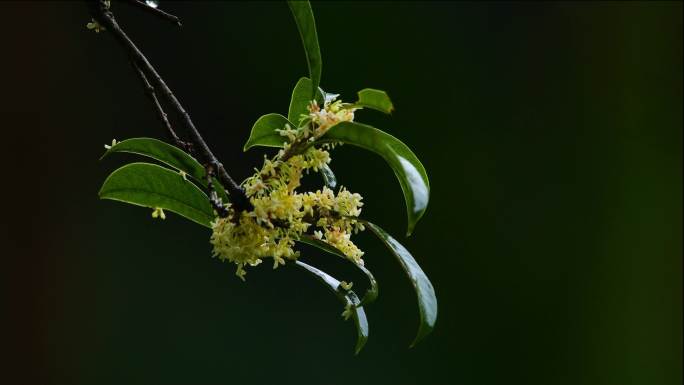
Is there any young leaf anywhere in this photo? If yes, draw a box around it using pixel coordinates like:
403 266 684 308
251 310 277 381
354 88 394 114
102 137 229 203
298 234 378 305
294 260 369 354
319 163 337 189
99 162 215 227
287 1 322 100
288 77 325 126
320 122 430 235
244 113 293 151
363 221 437 347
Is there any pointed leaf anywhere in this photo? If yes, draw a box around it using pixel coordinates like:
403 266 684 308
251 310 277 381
287 1 322 100
294 260 369 354
244 113 293 151
298 234 378 305
320 122 429 235
363 221 437 346
99 162 215 227
354 88 394 114
288 77 325 126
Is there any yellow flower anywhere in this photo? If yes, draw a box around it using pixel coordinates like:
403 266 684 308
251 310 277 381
308 98 356 137
86 18 106 33
103 139 117 150
151 207 166 220
211 99 367 278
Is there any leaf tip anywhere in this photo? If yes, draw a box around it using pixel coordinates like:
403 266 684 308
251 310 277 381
406 220 417 236
354 340 366 355
409 324 435 348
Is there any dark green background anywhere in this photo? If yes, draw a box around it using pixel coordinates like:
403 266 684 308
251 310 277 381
2 1 681 384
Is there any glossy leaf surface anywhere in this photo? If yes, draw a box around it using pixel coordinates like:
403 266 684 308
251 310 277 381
243 113 292 151
298 234 378 305
294 260 369 354
102 138 205 181
319 163 337 189
99 162 215 227
287 1 322 100
364 221 437 346
288 77 324 126
354 88 394 114
102 137 229 202
321 122 430 235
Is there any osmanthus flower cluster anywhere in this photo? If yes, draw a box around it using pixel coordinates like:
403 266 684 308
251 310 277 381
94 0 436 354
210 97 366 279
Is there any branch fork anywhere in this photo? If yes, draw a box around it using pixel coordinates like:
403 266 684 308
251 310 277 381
90 0 251 212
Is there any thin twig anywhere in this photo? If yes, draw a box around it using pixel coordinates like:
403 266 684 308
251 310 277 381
131 60 185 148
90 0 251 211
123 0 182 26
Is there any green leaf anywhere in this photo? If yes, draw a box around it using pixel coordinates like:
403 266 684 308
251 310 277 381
294 260 369 354
363 221 437 347
99 162 215 227
288 77 325 126
320 122 430 235
298 234 378 305
102 137 229 203
243 113 293 151
319 163 337 189
102 137 206 181
287 1 322 100
354 88 394 114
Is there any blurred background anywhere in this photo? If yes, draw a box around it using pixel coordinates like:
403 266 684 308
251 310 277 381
1 1 681 384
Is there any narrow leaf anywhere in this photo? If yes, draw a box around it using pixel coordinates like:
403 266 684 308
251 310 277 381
244 113 293 151
320 122 430 235
319 163 337 189
288 77 324 126
287 1 322 100
363 221 437 347
298 234 378 305
99 162 215 227
294 260 369 354
354 88 394 114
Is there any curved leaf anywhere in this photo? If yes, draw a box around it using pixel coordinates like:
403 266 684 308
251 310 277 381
363 221 436 347
288 77 325 126
320 122 430 235
102 138 206 181
294 260 369 354
102 137 229 203
354 88 394 114
244 113 293 151
298 234 378 305
99 162 215 227
287 1 322 100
